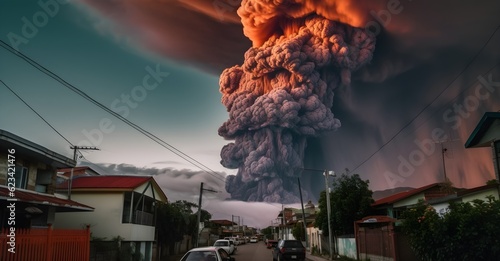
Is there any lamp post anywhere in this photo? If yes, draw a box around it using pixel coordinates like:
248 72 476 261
324 170 335 261
301 168 335 260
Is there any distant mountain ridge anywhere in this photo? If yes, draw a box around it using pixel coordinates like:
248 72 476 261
372 187 415 200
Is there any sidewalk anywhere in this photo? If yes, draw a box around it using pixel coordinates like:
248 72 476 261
306 252 330 261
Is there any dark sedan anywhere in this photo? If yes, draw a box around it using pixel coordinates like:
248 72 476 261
272 240 306 261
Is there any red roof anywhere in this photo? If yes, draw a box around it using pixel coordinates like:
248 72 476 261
210 219 237 226
372 183 442 207
61 175 151 190
0 186 93 212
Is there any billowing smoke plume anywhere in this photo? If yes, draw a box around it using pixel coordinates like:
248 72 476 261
219 0 376 203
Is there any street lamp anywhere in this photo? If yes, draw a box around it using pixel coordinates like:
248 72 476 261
301 168 335 260
324 170 335 261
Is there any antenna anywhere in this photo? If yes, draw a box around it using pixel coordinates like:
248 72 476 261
435 137 459 182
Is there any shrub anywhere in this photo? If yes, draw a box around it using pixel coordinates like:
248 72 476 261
401 197 500 261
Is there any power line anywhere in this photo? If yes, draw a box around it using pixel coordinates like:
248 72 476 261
0 39 227 184
1 79 74 147
350 25 500 173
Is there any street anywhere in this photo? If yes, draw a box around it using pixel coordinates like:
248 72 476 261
232 241 273 261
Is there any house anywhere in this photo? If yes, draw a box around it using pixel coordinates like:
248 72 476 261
0 130 93 261
54 175 168 261
371 182 457 219
465 111 500 181
0 130 93 228
209 219 238 237
275 202 318 242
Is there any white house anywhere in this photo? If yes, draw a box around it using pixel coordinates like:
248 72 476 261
55 175 168 261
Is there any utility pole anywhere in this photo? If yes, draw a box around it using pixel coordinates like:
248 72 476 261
70 146 99 162
435 139 458 183
298 177 308 249
196 182 217 247
68 146 99 199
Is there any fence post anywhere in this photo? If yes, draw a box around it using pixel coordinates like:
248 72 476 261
85 225 90 261
46 224 53 261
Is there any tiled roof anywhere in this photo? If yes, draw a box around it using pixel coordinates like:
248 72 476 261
59 175 151 190
210 219 236 226
0 186 93 212
457 183 499 197
372 183 442 207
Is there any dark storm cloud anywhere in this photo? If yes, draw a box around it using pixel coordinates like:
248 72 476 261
76 0 500 195
79 0 250 74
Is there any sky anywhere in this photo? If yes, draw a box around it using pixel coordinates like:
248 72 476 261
1 0 500 228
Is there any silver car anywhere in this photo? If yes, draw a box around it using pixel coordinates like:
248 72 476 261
214 239 236 255
180 247 235 261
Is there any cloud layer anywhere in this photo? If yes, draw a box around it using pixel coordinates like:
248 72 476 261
76 0 500 198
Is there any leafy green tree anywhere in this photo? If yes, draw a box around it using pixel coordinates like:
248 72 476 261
292 222 305 241
401 197 500 260
261 226 274 240
315 173 374 236
156 200 212 255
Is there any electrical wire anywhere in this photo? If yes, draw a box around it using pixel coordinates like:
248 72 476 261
0 39 227 184
1 79 74 147
350 25 500 173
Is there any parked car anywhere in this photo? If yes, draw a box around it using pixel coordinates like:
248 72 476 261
224 237 241 246
272 240 306 261
214 239 236 255
250 237 258 243
266 239 278 249
180 247 235 261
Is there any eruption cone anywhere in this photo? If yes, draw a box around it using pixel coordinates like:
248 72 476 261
219 0 376 203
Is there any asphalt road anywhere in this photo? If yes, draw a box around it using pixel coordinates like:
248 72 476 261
232 241 273 261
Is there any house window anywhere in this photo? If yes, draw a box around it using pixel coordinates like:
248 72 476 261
122 191 156 226
12 166 29 189
122 192 133 223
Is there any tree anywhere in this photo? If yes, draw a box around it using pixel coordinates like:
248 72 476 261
401 197 500 260
156 200 212 256
292 222 305 241
315 173 374 236
261 226 274 240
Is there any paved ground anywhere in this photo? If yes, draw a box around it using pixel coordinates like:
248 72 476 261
166 247 331 261
306 253 330 261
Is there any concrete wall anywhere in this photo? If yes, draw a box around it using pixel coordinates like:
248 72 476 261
337 237 356 259
55 192 155 241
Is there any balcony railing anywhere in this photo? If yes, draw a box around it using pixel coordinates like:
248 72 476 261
133 210 154 226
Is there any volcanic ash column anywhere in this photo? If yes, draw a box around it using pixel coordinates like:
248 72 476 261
218 0 375 203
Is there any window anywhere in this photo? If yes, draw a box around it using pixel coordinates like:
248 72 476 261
13 166 29 189
122 191 156 226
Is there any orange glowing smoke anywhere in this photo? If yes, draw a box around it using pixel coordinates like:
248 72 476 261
219 0 376 202
238 0 368 47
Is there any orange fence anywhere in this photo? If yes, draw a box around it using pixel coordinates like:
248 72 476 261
0 224 90 261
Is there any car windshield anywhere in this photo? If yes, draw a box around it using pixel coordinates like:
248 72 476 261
214 241 228 246
182 250 217 261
